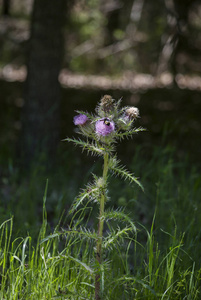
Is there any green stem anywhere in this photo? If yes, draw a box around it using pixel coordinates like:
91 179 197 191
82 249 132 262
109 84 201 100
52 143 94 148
95 152 109 300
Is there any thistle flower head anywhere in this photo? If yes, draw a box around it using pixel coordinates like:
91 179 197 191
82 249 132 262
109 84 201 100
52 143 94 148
71 96 143 147
125 107 139 120
73 114 88 126
95 118 115 136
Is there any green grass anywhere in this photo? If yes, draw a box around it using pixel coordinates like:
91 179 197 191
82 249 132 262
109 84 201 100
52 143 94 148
0 145 201 299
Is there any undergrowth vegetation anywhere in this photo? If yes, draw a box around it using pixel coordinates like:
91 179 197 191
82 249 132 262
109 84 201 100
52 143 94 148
0 140 201 298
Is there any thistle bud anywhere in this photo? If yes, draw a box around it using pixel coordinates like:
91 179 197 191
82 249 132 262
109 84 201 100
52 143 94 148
97 177 105 188
100 95 114 110
96 95 115 117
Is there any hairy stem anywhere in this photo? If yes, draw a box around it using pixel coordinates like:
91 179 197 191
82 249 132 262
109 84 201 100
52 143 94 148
95 152 109 300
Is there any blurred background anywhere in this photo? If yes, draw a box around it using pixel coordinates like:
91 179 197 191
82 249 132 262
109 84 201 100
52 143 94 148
0 0 201 239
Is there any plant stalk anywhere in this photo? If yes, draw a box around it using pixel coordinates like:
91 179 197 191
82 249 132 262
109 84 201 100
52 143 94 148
95 152 109 300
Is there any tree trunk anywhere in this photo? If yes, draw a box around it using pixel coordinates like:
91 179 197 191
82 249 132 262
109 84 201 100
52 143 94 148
2 0 11 16
21 0 67 167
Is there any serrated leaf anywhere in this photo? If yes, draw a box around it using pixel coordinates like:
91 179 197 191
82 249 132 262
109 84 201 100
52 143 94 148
110 162 144 192
75 110 94 120
103 227 132 250
63 137 103 156
69 185 99 214
104 209 137 233
62 227 97 241
116 127 146 141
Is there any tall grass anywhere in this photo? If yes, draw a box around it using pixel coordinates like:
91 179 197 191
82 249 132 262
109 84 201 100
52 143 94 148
1 211 201 299
0 145 201 299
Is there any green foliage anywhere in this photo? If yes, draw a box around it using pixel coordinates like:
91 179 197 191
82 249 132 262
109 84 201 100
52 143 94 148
1 202 201 299
63 137 104 156
115 127 146 141
0 144 201 299
109 156 144 191
69 182 99 214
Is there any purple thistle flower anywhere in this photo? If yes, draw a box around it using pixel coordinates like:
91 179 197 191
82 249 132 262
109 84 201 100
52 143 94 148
73 114 88 126
95 118 115 136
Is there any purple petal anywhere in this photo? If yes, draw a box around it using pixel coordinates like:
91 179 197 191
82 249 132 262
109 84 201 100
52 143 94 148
73 114 88 126
95 118 115 136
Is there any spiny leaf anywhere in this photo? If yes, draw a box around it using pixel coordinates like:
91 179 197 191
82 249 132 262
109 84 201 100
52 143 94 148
109 157 144 191
41 227 97 246
61 226 97 241
104 208 137 233
63 137 103 156
69 183 100 214
103 226 132 250
115 98 122 110
116 127 146 141
75 110 94 120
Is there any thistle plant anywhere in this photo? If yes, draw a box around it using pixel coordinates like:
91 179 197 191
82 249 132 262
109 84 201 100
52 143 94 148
64 95 145 300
